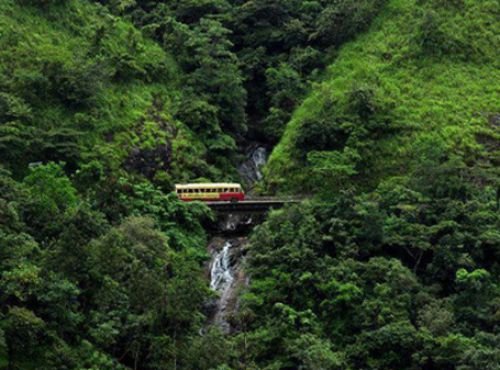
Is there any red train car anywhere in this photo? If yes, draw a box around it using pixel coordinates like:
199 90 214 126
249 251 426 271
175 183 245 202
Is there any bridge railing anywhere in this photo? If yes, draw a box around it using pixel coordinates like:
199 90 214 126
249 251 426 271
243 195 305 202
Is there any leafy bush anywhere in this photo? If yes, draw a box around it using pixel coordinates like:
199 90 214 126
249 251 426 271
296 117 350 154
313 0 387 45
43 60 108 108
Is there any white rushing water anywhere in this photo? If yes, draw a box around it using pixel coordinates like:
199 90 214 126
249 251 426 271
210 241 237 333
210 241 234 292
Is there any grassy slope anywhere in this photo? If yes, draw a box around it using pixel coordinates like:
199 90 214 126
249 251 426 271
265 0 499 194
0 0 213 185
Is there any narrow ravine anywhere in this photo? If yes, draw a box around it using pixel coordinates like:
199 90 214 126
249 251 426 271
206 144 268 333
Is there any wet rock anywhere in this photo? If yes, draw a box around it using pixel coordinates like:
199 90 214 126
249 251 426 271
124 143 171 179
238 145 267 188
217 213 254 233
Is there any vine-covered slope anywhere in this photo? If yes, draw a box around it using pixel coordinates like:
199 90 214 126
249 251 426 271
0 0 238 190
265 0 499 195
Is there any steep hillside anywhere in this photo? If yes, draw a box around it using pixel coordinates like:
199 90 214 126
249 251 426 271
234 2 500 368
0 0 236 193
265 0 499 195
0 1 218 368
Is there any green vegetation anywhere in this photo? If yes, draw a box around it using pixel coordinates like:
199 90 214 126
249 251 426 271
0 161 217 368
0 0 240 188
237 173 499 368
0 0 226 367
0 0 499 368
265 0 499 194
240 0 499 368
106 0 388 142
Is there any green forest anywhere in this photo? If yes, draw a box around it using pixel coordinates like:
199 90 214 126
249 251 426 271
0 0 498 369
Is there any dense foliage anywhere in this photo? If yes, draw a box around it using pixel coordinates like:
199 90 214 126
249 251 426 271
98 0 388 142
0 0 225 367
0 162 219 368
265 0 499 194
0 0 244 189
245 0 499 368
0 0 498 369
237 165 499 368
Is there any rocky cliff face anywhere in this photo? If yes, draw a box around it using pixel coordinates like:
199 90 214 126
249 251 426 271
238 145 268 190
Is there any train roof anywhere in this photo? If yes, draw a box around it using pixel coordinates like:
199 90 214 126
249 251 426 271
175 183 242 189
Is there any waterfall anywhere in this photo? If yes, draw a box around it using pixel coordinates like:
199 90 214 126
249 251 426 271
210 241 234 292
209 240 237 332
251 146 267 181
238 145 268 186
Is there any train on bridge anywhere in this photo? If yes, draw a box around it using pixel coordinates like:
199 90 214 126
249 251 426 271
175 183 245 202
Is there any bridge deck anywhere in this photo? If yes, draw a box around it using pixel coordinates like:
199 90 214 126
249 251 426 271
205 198 300 212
